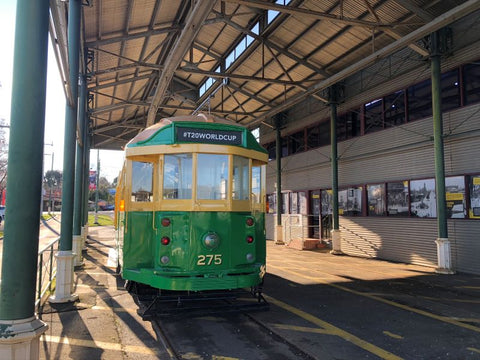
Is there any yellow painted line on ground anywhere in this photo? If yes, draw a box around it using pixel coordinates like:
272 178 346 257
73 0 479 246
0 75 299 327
468 347 480 354
421 295 480 304
383 331 404 339
455 286 480 290
447 317 480 323
268 264 480 334
42 334 159 356
272 323 332 335
264 294 403 360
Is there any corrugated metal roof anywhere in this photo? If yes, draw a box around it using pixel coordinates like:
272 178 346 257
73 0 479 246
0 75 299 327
47 0 479 149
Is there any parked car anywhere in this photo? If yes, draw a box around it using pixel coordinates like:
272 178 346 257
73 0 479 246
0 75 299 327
0 206 5 223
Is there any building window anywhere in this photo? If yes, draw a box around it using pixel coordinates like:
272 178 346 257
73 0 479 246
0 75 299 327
410 178 436 218
364 98 384 133
337 110 360 141
367 184 386 216
267 193 276 214
387 181 409 216
408 78 432 122
441 69 460 111
463 62 480 105
384 90 406 127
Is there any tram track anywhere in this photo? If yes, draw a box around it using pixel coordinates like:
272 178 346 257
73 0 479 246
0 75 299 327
132 289 317 360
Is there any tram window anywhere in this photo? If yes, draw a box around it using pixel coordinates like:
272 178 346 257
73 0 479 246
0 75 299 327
131 161 153 202
163 154 192 199
197 154 229 200
233 156 249 200
252 166 263 204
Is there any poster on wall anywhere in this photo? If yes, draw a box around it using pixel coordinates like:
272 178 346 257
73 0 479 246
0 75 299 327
445 176 466 219
469 175 480 219
387 181 409 216
410 179 436 218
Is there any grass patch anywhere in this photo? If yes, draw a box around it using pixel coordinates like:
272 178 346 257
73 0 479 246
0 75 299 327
88 214 114 226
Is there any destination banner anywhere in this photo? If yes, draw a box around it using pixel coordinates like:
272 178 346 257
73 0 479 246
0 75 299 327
177 127 243 145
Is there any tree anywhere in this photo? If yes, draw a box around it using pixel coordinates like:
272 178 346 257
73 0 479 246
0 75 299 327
44 170 62 188
0 118 8 202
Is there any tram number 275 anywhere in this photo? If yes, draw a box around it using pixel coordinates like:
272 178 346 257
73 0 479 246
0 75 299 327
197 254 222 266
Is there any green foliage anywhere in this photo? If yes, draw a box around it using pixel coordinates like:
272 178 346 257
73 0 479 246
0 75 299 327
88 214 114 226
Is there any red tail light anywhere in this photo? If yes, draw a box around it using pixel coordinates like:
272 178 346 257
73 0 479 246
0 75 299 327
161 218 171 227
246 217 254 226
246 236 254 244
161 236 170 245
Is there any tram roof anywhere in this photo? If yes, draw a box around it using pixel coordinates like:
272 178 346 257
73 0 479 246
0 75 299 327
48 0 480 150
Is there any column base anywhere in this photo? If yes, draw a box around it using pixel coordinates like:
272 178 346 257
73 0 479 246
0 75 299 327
72 235 84 268
82 224 89 249
435 237 455 274
274 225 285 245
49 251 79 304
330 229 344 255
0 316 48 360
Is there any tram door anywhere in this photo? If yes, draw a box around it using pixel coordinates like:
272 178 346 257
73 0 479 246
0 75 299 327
309 190 320 238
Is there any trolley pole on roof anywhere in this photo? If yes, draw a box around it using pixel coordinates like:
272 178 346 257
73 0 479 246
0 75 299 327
49 0 82 304
274 117 284 245
72 74 87 268
329 84 343 255
430 30 454 274
0 0 49 356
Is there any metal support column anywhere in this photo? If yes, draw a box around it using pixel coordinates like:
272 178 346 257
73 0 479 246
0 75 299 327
329 85 343 255
50 0 82 303
274 117 284 245
430 31 454 274
73 75 86 267
82 128 90 244
0 0 49 357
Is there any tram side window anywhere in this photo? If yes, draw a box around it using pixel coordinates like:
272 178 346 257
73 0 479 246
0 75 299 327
233 156 249 200
131 161 153 202
252 166 264 204
163 154 192 199
197 154 229 200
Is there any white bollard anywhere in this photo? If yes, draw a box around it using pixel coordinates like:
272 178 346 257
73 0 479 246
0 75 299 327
435 237 455 274
330 229 343 255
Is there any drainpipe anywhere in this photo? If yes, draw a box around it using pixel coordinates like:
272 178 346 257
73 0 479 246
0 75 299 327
430 31 454 274
329 85 343 255
0 0 49 356
49 0 82 303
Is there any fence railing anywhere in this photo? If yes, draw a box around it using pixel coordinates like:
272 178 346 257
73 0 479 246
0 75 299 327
36 236 60 313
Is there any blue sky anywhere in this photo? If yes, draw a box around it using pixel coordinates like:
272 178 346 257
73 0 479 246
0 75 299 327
0 1 124 182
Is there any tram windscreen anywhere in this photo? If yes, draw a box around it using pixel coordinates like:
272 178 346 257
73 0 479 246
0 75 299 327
233 156 249 200
163 154 192 199
131 161 153 202
197 154 228 200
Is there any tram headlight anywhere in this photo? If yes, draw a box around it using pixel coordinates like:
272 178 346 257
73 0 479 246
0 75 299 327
203 232 220 249
160 256 170 264
246 253 255 262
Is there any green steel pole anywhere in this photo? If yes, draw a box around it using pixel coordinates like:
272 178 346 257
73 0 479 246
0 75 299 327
94 150 100 224
330 92 339 231
73 75 86 235
83 133 91 226
431 32 448 239
60 0 81 251
275 118 282 225
0 0 50 320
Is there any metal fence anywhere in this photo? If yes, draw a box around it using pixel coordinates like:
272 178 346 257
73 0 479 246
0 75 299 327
36 236 60 312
